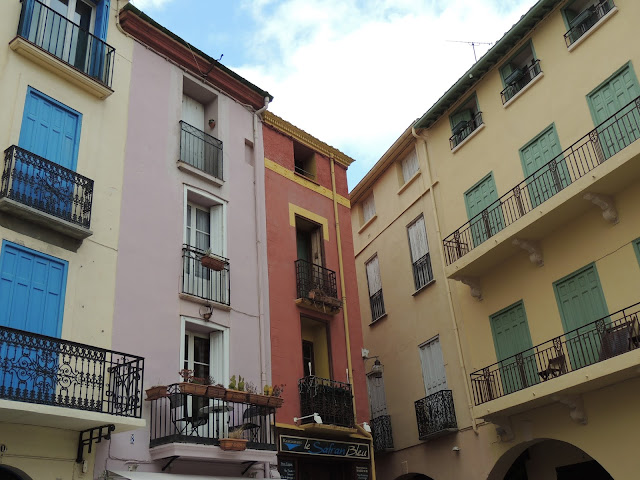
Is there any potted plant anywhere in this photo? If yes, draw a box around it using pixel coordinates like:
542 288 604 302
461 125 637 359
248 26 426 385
178 369 209 396
207 381 226 400
246 381 269 406
219 425 248 451
200 248 227 271
208 118 216 129
225 375 249 403
145 384 168 401
267 383 285 407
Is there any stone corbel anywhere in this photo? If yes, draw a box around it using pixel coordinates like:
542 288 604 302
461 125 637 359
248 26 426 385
455 276 482 301
552 394 587 425
492 416 514 442
512 238 544 267
583 192 618 224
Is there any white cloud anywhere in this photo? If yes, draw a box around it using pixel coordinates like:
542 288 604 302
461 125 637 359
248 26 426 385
233 0 536 188
130 0 174 10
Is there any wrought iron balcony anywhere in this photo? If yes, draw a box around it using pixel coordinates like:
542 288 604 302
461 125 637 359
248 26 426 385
449 112 484 149
414 390 457 441
149 384 276 450
500 60 542 104
470 302 640 406
412 253 434 290
370 414 394 452
179 121 223 180
1 145 94 232
564 0 615 48
182 245 230 305
369 290 385 322
295 259 341 310
443 95 640 265
298 376 354 428
17 0 115 88
0 325 144 418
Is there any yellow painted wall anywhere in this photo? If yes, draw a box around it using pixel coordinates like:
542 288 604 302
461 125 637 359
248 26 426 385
301 316 331 378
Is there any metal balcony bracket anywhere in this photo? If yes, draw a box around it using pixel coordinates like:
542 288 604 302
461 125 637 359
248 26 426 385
455 276 482 301
583 193 618 224
162 456 180 472
552 394 587 425
512 238 544 267
492 416 514 442
76 424 115 463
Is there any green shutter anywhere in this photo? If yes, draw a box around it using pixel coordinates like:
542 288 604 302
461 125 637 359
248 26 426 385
464 173 504 247
633 238 640 266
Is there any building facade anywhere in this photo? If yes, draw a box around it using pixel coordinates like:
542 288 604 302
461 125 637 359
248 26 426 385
262 112 373 479
0 0 145 479
97 4 277 478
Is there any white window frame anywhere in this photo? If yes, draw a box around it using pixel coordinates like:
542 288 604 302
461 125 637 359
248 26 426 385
362 194 376 224
183 186 226 257
365 255 382 296
179 316 229 388
401 150 419 183
41 0 97 66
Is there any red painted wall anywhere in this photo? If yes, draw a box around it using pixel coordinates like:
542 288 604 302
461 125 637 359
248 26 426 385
263 125 369 425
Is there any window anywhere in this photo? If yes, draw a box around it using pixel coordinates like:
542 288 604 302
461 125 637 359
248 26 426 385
366 256 385 322
418 336 447 397
301 316 330 378
449 94 483 149
563 0 615 47
499 41 542 104
464 173 504 248
400 150 419 183
634 238 640 266
407 216 433 290
294 141 316 180
362 195 376 224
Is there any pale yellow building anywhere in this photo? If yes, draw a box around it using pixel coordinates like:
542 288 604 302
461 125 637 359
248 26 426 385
0 1 144 479
352 0 640 478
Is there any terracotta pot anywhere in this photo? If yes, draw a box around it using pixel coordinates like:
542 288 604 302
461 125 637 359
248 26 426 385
225 389 248 403
219 438 248 451
145 385 168 401
179 383 208 396
267 396 284 408
207 385 226 399
248 393 269 406
201 255 226 271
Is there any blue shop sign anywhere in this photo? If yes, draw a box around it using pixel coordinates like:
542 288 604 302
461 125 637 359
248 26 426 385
280 435 370 460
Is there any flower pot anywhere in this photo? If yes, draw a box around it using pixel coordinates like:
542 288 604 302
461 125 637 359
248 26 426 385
267 396 284 408
179 383 208 396
219 438 248 451
248 393 270 406
201 255 226 271
207 385 226 399
225 389 248 403
145 385 168 401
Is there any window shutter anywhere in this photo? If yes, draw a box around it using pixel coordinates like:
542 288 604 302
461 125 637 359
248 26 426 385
408 217 429 262
366 374 388 418
419 337 447 396
94 0 111 41
363 195 376 223
401 150 419 183
366 256 381 295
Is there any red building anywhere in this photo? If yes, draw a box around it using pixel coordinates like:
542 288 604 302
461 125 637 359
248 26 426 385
262 111 372 479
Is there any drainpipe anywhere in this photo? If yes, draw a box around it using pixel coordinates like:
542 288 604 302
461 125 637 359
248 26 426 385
411 127 478 434
254 97 271 389
330 157 356 421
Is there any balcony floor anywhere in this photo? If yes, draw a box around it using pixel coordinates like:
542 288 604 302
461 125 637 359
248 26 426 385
148 441 277 463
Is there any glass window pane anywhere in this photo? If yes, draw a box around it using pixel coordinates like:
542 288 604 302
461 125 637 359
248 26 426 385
196 208 210 233
193 336 210 365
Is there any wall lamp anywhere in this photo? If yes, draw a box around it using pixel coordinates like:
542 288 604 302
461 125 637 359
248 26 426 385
363 355 384 378
293 413 323 425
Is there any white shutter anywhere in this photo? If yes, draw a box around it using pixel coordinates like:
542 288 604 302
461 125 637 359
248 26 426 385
408 216 429 262
365 256 381 295
182 94 205 128
367 374 388 418
419 337 447 396
401 150 419 183
363 195 376 223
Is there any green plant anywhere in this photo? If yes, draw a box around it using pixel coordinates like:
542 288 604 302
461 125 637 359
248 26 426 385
192 375 214 385
227 425 245 439
228 375 237 390
263 384 272 396
237 375 245 392
245 381 258 394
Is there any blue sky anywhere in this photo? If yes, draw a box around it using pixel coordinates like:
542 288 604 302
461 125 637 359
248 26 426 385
131 0 538 190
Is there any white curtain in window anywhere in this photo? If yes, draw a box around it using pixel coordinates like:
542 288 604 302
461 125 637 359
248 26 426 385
363 195 376 223
401 150 419 183
366 256 382 295
408 216 429 262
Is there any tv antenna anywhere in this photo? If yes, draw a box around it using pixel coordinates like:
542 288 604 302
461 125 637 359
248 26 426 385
446 40 493 62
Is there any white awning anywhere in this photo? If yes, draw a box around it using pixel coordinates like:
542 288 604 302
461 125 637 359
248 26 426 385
108 472 256 480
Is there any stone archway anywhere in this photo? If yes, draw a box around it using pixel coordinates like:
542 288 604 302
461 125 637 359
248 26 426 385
487 439 613 480
0 465 34 480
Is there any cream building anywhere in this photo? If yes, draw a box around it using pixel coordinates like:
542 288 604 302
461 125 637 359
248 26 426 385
353 0 640 478
0 1 144 479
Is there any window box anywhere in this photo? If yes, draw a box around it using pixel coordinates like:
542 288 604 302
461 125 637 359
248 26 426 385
201 253 227 271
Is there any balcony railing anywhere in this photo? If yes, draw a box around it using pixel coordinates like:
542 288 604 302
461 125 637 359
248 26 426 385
370 414 394 452
1 145 94 229
564 0 615 47
17 0 115 88
470 302 640 406
500 60 542 104
182 245 230 305
179 121 223 180
369 290 385 322
295 259 340 307
0 325 144 418
149 384 276 450
414 390 457 441
443 95 640 265
412 253 433 290
298 376 354 428
449 112 484 149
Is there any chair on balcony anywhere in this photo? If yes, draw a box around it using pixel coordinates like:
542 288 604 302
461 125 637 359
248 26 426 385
599 321 635 361
229 405 264 442
169 393 208 436
538 354 567 381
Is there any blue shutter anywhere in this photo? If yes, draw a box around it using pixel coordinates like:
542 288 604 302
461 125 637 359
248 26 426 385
90 0 111 81
0 241 67 338
19 0 36 38
94 0 111 41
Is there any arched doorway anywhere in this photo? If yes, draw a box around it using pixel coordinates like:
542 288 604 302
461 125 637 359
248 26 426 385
0 466 34 480
487 439 613 480
394 474 435 480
